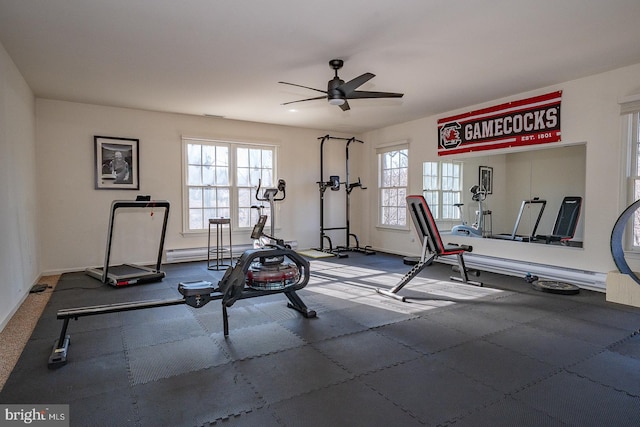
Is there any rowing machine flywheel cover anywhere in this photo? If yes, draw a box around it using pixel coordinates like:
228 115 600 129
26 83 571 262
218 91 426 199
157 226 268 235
247 261 300 290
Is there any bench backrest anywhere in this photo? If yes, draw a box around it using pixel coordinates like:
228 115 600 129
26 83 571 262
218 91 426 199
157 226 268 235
406 195 446 255
552 196 582 239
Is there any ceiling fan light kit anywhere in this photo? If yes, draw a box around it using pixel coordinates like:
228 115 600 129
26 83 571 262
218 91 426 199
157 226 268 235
279 59 403 111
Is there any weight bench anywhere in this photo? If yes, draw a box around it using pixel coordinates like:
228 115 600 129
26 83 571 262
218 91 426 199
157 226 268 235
535 196 582 244
377 195 482 302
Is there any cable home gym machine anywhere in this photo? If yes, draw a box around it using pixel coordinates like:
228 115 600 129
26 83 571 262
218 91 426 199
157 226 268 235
49 184 315 368
85 197 170 287
316 134 374 257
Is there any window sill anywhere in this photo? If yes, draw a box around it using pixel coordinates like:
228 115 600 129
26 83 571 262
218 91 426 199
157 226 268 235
375 224 410 232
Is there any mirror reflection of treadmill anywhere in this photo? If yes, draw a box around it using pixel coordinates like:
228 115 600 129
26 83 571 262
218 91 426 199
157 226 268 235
85 199 170 287
491 199 546 242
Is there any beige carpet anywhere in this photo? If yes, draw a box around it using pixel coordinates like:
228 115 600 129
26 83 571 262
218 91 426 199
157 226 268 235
0 275 59 391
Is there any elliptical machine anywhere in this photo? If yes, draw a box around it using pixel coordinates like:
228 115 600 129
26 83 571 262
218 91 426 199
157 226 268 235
451 185 489 238
244 179 300 290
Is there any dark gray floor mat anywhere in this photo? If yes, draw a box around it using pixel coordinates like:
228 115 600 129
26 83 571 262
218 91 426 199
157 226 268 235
132 364 261 426
453 396 566 426
3 254 640 427
233 346 352 404
432 339 558 393
270 378 425 427
484 323 603 367
513 370 640 426
362 356 503 425
127 335 230 385
313 329 421 376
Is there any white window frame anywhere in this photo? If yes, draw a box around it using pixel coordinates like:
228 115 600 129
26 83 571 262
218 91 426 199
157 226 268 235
422 160 463 226
377 143 409 228
624 111 640 250
182 137 277 234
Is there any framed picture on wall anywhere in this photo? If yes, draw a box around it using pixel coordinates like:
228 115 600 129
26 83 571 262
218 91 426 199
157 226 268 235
479 165 493 194
94 136 139 190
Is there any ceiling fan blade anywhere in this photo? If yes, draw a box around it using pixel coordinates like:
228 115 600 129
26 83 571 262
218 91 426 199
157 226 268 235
278 81 327 94
338 72 375 95
340 100 351 111
346 90 404 99
281 95 328 106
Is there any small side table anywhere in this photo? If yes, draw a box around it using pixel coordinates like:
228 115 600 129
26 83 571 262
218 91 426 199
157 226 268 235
208 218 232 270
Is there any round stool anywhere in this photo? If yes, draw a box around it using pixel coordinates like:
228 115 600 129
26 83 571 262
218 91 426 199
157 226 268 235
207 218 232 270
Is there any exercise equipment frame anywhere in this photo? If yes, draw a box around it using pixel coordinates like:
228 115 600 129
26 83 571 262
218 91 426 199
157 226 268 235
49 225 315 369
377 195 482 302
316 134 374 256
85 199 170 287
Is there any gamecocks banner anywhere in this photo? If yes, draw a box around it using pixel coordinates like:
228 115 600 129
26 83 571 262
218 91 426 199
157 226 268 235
437 91 562 156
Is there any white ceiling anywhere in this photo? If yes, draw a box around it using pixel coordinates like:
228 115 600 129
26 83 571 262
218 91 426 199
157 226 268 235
1 0 639 134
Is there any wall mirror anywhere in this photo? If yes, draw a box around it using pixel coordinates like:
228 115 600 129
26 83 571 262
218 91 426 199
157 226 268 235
434 143 586 248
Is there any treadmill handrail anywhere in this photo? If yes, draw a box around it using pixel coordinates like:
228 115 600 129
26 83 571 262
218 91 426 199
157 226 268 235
510 199 546 238
101 200 170 283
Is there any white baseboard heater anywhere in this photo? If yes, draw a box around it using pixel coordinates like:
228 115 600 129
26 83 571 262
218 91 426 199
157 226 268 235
166 240 298 264
437 253 606 292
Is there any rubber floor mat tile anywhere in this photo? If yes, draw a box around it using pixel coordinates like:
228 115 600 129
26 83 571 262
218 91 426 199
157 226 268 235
428 307 519 337
532 313 632 347
122 314 207 350
484 323 602 367
279 309 369 343
376 316 474 353
127 335 230 385
513 371 640 426
568 349 640 397
609 332 640 359
432 339 557 393
133 364 260 427
67 387 138 427
271 378 424 427
233 346 351 404
214 322 305 361
314 330 421 375
452 396 565 427
362 356 503 425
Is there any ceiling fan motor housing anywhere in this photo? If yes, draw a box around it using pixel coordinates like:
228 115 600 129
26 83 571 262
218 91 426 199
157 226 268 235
328 77 345 101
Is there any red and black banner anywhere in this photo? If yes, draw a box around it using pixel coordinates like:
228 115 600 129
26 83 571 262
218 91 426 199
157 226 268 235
437 91 562 156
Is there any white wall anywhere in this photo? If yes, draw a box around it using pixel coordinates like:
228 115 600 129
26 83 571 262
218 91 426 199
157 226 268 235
0 41 38 330
360 62 640 279
35 100 352 273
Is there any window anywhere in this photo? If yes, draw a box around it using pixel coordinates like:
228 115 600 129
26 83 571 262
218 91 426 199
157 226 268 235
626 111 640 248
378 146 408 227
183 138 276 232
422 161 463 221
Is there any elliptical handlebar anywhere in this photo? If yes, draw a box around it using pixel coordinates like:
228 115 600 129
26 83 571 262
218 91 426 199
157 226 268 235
256 178 286 202
470 185 487 202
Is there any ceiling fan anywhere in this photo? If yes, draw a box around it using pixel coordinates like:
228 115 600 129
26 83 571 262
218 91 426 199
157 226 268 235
279 59 404 111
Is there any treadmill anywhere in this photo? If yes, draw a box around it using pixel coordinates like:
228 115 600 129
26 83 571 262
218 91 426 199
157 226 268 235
492 198 546 242
86 199 170 287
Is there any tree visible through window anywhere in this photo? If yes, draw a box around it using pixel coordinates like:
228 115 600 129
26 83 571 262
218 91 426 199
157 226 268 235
379 147 408 226
183 138 276 232
423 161 462 221
629 112 640 247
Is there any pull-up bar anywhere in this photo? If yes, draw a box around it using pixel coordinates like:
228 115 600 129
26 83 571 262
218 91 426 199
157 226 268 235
316 134 374 256
317 134 364 144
